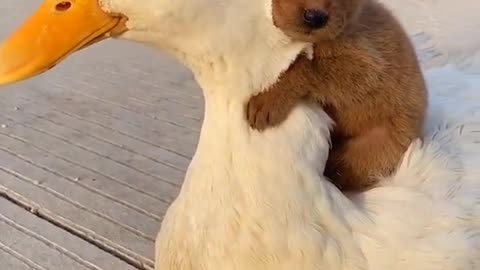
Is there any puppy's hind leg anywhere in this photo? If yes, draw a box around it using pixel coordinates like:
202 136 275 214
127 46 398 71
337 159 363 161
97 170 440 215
325 127 407 191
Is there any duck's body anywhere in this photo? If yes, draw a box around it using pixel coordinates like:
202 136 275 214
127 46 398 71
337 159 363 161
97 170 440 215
155 43 480 270
0 0 478 269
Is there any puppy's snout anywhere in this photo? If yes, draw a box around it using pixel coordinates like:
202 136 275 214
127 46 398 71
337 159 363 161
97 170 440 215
303 9 329 29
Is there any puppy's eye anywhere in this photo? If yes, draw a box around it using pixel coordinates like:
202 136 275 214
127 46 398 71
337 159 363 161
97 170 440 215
303 9 329 29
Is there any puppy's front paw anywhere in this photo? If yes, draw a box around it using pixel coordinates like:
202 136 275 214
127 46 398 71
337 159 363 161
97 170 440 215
246 92 292 131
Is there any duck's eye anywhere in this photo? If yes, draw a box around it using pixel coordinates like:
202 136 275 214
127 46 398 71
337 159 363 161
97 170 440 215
303 9 329 29
56 1 72 12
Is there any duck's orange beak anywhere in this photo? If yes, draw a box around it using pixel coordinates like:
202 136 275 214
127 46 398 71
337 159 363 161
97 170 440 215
0 0 127 85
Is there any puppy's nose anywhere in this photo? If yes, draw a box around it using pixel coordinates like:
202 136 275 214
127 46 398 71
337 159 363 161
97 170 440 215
303 9 329 29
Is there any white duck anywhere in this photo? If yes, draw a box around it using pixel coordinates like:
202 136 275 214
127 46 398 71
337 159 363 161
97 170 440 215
0 0 478 269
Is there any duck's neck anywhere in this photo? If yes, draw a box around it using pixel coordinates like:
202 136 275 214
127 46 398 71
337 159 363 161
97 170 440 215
187 31 324 182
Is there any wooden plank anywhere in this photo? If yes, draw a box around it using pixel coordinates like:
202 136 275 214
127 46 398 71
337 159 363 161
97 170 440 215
0 197 138 270
0 117 180 206
0 248 36 270
5 87 198 158
0 169 155 262
1 98 191 171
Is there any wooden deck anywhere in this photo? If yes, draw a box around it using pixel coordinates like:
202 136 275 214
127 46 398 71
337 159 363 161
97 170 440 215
0 1 202 269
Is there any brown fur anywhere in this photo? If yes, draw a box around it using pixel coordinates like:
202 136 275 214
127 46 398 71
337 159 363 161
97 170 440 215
246 0 428 191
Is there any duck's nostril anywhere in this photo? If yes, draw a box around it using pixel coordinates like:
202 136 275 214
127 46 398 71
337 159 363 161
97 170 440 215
303 9 329 29
55 1 72 12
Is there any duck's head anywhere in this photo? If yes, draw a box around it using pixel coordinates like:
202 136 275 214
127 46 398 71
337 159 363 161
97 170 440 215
0 0 310 96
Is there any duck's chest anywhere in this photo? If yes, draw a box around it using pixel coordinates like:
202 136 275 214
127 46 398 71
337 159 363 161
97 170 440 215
154 178 336 270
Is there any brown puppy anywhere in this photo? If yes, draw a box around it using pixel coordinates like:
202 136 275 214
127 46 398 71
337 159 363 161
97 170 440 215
247 0 428 191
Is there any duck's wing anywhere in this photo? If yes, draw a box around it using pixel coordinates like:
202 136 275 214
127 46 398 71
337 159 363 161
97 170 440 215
380 0 480 72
